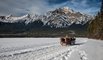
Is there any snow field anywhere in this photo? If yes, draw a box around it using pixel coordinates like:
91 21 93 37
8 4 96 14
0 38 103 60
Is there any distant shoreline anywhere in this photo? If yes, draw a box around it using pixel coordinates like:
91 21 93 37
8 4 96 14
0 34 87 38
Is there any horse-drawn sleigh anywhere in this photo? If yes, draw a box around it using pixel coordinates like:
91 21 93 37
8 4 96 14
60 35 76 46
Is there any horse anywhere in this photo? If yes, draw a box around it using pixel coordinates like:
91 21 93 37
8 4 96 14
60 36 75 46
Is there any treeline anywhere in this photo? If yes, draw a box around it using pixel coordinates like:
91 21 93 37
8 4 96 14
88 0 103 40
0 20 88 37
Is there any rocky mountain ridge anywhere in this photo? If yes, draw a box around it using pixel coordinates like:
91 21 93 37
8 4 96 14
0 7 93 28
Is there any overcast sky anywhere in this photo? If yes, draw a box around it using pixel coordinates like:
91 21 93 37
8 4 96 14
0 0 101 16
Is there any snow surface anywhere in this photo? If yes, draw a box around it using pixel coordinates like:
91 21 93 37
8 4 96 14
0 38 103 60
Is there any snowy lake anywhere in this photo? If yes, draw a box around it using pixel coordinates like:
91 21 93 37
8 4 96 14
0 38 103 60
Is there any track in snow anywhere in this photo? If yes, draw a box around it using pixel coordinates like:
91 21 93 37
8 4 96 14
79 50 88 60
0 38 88 60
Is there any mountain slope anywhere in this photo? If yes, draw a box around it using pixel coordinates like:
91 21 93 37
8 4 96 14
0 7 93 37
44 7 92 28
0 7 92 28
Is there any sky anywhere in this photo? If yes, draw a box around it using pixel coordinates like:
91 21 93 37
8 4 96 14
0 0 101 16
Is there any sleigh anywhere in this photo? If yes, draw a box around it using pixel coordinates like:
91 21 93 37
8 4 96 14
60 36 75 46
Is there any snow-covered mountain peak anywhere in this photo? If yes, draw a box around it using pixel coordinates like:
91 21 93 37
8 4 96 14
43 7 92 27
0 7 93 28
62 7 74 14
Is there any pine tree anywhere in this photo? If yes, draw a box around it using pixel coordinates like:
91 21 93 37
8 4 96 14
101 0 103 13
88 0 103 39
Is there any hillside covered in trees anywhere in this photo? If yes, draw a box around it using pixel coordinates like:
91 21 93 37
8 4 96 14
88 0 103 39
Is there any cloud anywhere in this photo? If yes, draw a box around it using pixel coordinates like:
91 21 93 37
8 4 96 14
0 0 30 16
46 0 68 5
0 0 101 16
65 0 101 15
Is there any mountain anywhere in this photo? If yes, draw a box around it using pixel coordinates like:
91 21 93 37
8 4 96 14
0 7 92 28
0 14 34 24
0 7 93 37
44 7 92 28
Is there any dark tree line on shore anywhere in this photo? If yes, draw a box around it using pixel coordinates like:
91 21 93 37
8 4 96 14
88 0 103 40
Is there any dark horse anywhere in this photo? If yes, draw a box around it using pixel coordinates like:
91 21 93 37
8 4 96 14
60 36 75 46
